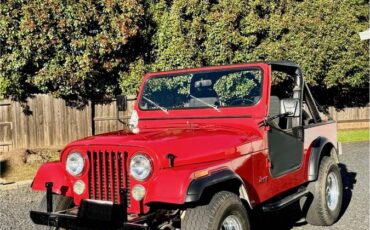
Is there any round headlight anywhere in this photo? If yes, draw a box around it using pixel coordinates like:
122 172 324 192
130 154 152 181
66 152 85 176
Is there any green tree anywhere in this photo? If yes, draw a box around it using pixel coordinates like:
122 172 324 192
0 0 144 106
0 0 368 107
148 0 369 107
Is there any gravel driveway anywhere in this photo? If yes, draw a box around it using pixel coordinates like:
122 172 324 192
0 142 368 230
257 141 369 230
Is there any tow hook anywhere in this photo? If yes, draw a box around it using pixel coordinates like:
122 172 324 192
45 182 53 213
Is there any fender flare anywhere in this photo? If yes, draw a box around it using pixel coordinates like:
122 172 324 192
307 137 338 181
31 162 73 197
185 170 252 208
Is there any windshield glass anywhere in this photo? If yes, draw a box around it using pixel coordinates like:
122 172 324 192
139 68 263 111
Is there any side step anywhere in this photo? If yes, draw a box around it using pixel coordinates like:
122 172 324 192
262 189 309 212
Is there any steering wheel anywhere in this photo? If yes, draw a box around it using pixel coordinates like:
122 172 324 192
229 98 254 106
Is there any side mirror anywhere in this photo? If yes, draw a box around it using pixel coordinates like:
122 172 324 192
280 98 300 117
116 95 127 112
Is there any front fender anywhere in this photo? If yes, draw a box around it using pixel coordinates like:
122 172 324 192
31 162 73 197
184 169 252 208
185 170 240 202
144 168 193 205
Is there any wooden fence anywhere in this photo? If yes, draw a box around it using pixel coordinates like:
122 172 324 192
0 94 135 152
0 94 368 152
328 107 369 130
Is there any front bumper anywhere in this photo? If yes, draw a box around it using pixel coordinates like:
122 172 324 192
30 210 147 230
30 182 148 230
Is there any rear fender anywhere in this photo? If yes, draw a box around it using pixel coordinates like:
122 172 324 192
31 162 73 197
307 137 338 181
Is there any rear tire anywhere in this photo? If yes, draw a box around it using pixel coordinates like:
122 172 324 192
182 191 250 230
304 156 343 226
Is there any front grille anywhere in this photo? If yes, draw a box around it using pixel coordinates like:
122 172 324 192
87 151 130 206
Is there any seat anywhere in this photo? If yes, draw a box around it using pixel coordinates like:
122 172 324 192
269 96 282 128
280 98 300 129
269 96 280 117
269 96 297 130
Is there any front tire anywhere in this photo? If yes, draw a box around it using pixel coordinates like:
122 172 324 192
304 156 343 226
182 191 250 230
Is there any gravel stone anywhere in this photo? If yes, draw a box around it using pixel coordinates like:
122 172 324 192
0 187 43 230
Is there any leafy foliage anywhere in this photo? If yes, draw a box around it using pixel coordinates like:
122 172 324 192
213 71 261 103
140 69 262 109
144 75 191 95
0 0 368 107
148 0 369 107
119 58 146 95
0 0 144 106
141 74 191 109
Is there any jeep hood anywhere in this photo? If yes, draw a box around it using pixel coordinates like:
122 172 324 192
67 124 263 168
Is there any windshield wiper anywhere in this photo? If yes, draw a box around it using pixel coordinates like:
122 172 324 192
190 95 220 112
143 96 169 114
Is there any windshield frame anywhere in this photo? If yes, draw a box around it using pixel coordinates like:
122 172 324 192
138 67 264 112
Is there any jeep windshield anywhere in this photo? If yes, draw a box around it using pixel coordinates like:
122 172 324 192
139 68 262 111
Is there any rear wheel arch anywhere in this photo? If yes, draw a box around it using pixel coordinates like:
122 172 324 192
308 137 339 181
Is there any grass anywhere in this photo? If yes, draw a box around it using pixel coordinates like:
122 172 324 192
2 163 41 182
0 148 60 183
338 129 369 143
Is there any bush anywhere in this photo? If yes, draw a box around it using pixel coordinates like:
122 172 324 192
0 0 368 107
149 0 369 107
0 0 144 106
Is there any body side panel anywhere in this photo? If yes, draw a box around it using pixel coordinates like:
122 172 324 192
145 143 259 207
303 121 338 181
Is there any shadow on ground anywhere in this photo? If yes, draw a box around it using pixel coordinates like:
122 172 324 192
251 163 357 230
0 159 9 177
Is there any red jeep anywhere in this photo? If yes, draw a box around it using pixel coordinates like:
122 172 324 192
30 61 343 230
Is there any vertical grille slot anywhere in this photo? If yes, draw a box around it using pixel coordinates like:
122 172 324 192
112 152 117 203
99 152 104 199
93 152 99 199
106 151 112 201
87 150 130 205
124 151 131 207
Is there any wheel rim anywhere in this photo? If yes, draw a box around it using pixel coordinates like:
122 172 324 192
326 171 340 211
220 215 243 230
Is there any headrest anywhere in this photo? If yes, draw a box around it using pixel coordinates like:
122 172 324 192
280 98 300 117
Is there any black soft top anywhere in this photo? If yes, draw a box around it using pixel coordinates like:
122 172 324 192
267 60 301 76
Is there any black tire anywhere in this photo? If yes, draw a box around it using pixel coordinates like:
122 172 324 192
36 194 73 230
304 156 343 226
182 191 250 230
